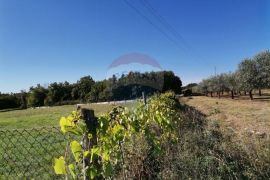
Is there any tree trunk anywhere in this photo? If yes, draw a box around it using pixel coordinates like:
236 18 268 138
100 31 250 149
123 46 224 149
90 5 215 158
218 92 221 99
238 91 241 96
244 91 246 96
231 90 234 99
210 92 213 97
259 89 262 96
249 90 253 100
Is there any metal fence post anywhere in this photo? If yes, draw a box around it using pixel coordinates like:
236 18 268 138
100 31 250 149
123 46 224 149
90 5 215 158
81 108 98 180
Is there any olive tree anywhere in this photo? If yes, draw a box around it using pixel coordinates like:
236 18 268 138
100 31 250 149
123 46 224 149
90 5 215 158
206 78 215 97
216 74 228 98
255 50 270 95
238 58 259 100
224 72 238 99
198 79 209 96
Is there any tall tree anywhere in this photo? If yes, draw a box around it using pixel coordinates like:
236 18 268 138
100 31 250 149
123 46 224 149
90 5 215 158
76 76 95 102
87 81 106 102
162 71 182 94
27 84 48 107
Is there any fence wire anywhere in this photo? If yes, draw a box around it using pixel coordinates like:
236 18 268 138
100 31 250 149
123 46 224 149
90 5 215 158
0 126 67 179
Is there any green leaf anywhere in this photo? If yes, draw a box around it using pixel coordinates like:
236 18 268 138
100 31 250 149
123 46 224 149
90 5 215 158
68 164 76 179
70 141 82 163
64 126 83 135
59 113 86 135
83 150 91 158
111 124 122 135
91 146 101 163
77 121 87 134
59 117 73 133
98 116 109 133
103 162 113 177
102 149 110 161
89 166 97 179
54 156 66 175
111 124 124 141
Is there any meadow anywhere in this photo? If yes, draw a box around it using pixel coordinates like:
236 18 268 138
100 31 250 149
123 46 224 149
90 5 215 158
0 102 135 129
0 101 135 179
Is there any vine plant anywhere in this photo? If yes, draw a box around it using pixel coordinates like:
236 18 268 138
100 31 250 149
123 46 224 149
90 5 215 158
54 92 179 179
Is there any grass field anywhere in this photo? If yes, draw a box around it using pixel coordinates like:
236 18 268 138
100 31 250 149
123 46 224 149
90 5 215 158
0 102 135 178
0 95 269 178
0 102 135 129
180 96 270 137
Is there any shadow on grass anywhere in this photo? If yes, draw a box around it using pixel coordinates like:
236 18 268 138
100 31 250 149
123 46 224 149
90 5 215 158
198 94 270 101
0 108 23 113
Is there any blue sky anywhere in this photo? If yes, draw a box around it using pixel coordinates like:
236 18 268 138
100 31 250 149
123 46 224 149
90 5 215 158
0 0 269 93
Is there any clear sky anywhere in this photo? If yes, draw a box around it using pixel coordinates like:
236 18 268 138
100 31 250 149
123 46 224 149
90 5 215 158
0 0 269 93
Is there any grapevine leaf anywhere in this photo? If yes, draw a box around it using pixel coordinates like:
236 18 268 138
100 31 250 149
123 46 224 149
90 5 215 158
91 146 101 163
89 166 97 179
68 164 76 179
70 141 82 163
54 156 66 175
59 117 71 133
103 162 113 177
83 150 91 158
64 126 83 135
102 149 110 161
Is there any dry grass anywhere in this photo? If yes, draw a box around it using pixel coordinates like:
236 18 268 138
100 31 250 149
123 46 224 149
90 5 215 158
180 96 270 137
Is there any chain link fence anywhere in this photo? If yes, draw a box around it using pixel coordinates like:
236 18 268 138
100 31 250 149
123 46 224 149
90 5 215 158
0 127 68 179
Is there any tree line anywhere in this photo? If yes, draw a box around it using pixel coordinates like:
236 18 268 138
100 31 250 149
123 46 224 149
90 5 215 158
0 71 182 110
198 50 270 100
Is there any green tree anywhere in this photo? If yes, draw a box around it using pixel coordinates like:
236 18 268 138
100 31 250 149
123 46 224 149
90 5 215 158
27 84 48 107
224 72 238 99
238 59 258 100
198 79 209 96
255 50 270 95
19 90 28 109
76 76 95 102
46 81 73 105
162 71 182 94
87 81 106 102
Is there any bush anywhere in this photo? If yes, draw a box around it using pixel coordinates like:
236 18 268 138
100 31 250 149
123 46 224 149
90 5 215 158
0 95 20 110
183 89 192 96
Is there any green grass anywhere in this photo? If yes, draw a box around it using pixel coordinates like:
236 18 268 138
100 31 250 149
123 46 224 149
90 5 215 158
0 127 67 179
0 102 135 129
0 102 135 178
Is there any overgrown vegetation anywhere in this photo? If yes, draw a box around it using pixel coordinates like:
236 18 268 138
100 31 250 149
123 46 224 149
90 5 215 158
55 92 270 179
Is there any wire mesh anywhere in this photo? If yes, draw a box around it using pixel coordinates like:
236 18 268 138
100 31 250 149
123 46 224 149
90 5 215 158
0 126 67 179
